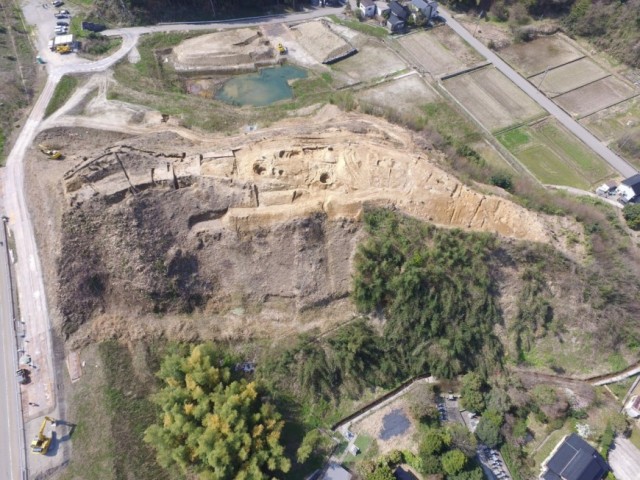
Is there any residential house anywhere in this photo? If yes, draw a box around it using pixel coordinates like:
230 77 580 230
540 434 609 480
359 0 376 18
617 173 640 203
375 0 390 17
387 0 408 32
410 0 438 20
625 395 640 418
322 462 352 480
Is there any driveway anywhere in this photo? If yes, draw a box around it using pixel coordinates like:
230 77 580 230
608 437 640 480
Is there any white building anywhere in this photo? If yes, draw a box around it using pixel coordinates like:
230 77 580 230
617 173 640 202
359 0 376 17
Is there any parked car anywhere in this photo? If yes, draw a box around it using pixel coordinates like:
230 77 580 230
56 21 68 26
52 0 64 7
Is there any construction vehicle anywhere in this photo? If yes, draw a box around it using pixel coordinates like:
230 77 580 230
277 43 287 54
16 368 30 384
56 44 71 54
31 416 56 454
38 144 62 159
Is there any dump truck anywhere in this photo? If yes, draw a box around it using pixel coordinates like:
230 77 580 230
277 43 287 54
56 44 71 54
31 416 56 454
38 144 62 159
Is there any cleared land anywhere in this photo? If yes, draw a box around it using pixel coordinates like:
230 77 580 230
444 67 545 132
398 27 483 76
291 20 355 64
554 76 638 118
357 74 439 118
529 58 609 97
498 35 583 77
332 42 406 84
497 119 614 189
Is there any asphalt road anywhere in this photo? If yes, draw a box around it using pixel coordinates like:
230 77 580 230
0 222 24 480
609 437 640 480
438 8 638 179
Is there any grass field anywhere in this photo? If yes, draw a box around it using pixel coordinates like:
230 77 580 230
329 15 387 39
530 423 572 467
497 120 613 189
45 76 79 118
529 58 608 97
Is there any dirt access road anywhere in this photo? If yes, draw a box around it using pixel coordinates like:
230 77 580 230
1 4 344 478
439 7 638 179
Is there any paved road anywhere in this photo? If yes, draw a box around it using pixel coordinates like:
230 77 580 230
0 222 24 480
609 437 640 480
438 8 638 179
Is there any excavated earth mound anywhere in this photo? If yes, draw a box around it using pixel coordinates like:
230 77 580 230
31 109 584 344
172 28 279 73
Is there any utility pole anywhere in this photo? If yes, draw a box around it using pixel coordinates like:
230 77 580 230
537 65 550 90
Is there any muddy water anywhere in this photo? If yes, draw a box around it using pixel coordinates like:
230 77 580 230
215 65 307 107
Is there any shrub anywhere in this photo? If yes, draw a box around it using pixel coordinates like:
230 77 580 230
623 204 640 230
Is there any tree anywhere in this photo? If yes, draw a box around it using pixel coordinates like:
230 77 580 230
460 372 486 413
490 172 513 192
366 464 396 480
441 449 468 476
447 423 478 457
144 344 291 479
475 409 504 448
408 383 438 423
420 428 450 455
296 429 324 464
623 204 640 230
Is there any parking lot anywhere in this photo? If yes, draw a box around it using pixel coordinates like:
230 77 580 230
477 444 512 480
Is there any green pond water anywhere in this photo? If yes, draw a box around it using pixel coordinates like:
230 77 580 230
215 65 307 107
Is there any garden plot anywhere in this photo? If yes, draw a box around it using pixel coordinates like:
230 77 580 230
581 98 640 169
529 58 609 97
554 76 638 118
332 42 406 84
358 74 439 118
443 67 545 132
398 28 483 77
497 119 614 189
498 35 583 77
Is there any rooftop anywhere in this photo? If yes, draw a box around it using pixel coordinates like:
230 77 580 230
322 463 352 480
621 173 640 194
543 434 608 480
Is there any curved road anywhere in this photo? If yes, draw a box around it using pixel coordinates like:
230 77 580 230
438 8 638 179
2 4 638 479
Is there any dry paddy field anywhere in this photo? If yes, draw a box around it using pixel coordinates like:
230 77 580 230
331 41 406 84
554 76 638 118
498 34 583 77
529 58 609 97
358 73 439 117
398 27 483 77
443 66 545 132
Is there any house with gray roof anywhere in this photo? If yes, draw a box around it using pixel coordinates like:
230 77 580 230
540 434 609 480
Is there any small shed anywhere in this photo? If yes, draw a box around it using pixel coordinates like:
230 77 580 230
359 0 376 17
322 462 352 480
375 0 390 17
617 173 640 202
54 34 73 47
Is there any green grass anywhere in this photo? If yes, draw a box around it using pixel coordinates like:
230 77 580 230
45 75 79 118
498 127 530 150
421 102 482 143
343 433 375 466
497 122 612 189
531 424 571 467
328 15 388 38
518 144 590 189
607 352 629 372
607 375 637 400
536 122 612 183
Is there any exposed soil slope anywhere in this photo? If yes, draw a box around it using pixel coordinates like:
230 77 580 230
26 108 585 350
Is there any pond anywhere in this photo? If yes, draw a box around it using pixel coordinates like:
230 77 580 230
215 65 307 107
379 408 411 440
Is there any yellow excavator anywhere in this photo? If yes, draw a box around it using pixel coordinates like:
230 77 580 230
277 43 287 54
31 416 56 454
38 144 62 160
